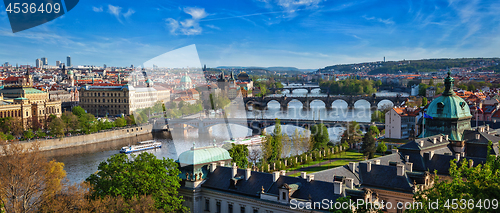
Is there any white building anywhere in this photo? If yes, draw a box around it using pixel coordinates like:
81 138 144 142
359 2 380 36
385 107 419 139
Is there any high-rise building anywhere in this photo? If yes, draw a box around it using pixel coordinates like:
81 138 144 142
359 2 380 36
67 56 71 67
35 59 41 68
56 61 61 67
41 57 48 65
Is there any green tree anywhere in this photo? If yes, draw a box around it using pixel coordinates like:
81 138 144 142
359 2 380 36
361 130 376 159
429 78 434 86
23 129 34 140
409 141 500 213
86 153 188 212
371 110 385 123
36 129 46 138
422 97 428 106
72 106 86 117
228 144 249 168
369 125 380 137
271 119 283 161
376 141 387 155
114 117 127 127
48 117 66 137
311 123 330 150
61 111 79 133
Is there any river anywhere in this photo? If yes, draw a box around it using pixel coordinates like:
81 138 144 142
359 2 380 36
49 87 408 184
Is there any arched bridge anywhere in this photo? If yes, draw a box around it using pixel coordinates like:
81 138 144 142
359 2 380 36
159 118 378 135
243 95 404 110
268 85 321 94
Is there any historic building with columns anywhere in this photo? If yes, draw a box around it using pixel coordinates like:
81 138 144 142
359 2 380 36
0 71 62 129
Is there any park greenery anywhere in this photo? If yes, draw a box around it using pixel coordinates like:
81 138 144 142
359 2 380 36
376 141 387 155
361 129 376 159
164 100 204 119
311 123 330 150
340 121 362 148
409 141 500 213
0 141 185 212
228 144 250 168
253 79 284 97
456 80 500 91
367 58 500 74
319 78 379 95
86 152 187 212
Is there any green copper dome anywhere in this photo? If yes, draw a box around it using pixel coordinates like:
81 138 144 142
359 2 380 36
177 145 231 165
180 74 192 83
422 71 472 141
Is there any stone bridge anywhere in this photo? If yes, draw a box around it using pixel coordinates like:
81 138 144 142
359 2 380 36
158 118 379 135
268 85 321 94
243 95 404 110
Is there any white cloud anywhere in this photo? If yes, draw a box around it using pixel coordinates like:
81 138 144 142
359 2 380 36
166 7 209 35
92 6 103 12
107 5 135 23
363 16 395 25
123 9 135 18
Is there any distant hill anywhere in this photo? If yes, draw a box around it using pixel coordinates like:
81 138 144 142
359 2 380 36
317 58 500 74
216 66 314 73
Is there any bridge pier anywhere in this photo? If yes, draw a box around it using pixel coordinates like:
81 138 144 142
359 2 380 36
198 127 210 134
307 88 312 94
302 101 310 110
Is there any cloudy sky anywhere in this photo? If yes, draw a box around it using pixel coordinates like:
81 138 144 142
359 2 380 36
0 0 499 69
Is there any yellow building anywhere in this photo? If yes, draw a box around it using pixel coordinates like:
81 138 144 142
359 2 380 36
0 72 62 129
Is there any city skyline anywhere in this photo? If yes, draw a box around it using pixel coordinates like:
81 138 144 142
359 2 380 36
1 0 500 69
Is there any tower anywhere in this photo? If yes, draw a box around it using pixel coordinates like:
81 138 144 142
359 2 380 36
67 56 72 67
420 71 472 153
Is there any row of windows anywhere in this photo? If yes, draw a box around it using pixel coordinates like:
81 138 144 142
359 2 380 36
85 105 126 109
0 110 27 118
205 199 260 213
87 108 127 115
83 92 125 97
82 98 128 103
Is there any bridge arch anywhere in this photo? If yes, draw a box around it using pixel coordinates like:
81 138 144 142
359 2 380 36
266 100 281 108
354 99 371 109
285 99 304 108
377 99 394 109
330 99 349 109
310 99 326 108
208 123 253 136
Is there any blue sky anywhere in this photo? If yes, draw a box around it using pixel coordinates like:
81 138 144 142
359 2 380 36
1 0 500 69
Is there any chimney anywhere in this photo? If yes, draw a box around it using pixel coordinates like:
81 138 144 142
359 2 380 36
219 161 225 167
245 168 251 180
210 162 217 173
349 162 356 172
333 181 343 195
405 155 410 162
345 178 354 189
445 135 449 140
272 171 280 182
428 151 434 160
469 160 474 168
475 134 480 140
280 170 286 176
366 161 372 172
232 163 237 177
405 162 413 172
301 172 307 179
439 136 443 142
419 141 424 147
392 149 399 154
486 125 490 132
307 175 314 182
397 164 405 176
433 138 437 144
455 153 461 162
461 152 465 157
374 159 380 165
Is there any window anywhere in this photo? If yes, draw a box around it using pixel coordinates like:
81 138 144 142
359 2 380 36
205 199 210 211
282 192 286 200
228 204 233 213
216 201 221 213
240 206 245 213
253 209 258 213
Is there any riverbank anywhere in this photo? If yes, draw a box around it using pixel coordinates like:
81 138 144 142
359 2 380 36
12 124 153 151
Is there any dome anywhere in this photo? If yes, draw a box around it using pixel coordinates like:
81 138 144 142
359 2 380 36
180 75 192 83
177 146 231 165
426 94 471 119
146 79 152 83
422 71 472 141
237 71 249 80
67 70 73 75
